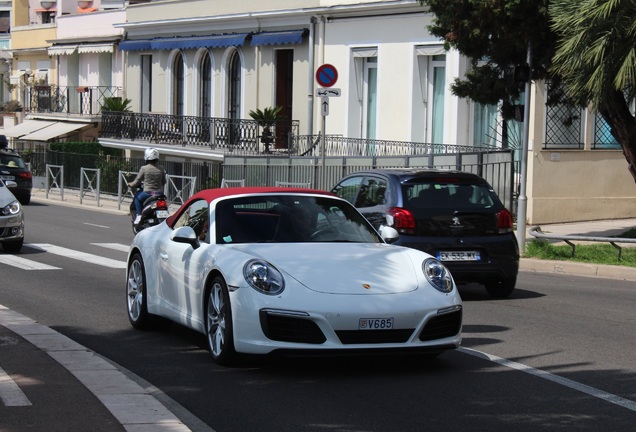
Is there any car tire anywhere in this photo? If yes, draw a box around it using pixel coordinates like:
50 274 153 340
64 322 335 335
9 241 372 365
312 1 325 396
205 276 236 366
485 277 516 298
19 195 30 205
1 239 23 253
126 253 154 329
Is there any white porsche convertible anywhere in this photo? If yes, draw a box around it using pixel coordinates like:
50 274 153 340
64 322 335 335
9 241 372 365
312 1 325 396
126 187 462 365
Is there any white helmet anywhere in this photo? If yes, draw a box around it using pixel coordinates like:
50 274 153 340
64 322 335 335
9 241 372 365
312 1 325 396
144 147 159 161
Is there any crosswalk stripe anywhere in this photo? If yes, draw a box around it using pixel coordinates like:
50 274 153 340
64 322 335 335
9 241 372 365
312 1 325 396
27 244 127 269
0 366 32 407
0 255 61 270
91 243 130 253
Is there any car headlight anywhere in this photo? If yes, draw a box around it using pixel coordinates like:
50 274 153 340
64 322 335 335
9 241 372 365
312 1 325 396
1 200 21 216
422 258 454 293
243 260 285 295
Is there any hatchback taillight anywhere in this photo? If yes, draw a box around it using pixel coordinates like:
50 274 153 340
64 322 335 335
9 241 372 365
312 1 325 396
17 172 32 180
387 206 416 235
496 208 513 233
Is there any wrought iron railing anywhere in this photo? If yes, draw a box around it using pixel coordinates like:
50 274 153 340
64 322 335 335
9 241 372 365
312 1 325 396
25 85 123 116
100 111 300 153
101 111 497 157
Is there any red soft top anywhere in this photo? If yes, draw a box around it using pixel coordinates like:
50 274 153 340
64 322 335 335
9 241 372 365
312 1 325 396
165 187 335 227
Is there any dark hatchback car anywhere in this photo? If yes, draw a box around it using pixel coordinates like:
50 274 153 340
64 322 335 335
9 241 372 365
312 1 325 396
332 168 519 298
0 138 32 205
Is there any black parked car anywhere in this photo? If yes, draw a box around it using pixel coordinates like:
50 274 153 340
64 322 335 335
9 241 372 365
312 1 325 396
332 168 519 298
0 136 32 205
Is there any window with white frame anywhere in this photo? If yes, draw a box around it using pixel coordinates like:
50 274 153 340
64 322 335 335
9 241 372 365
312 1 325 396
352 48 378 140
416 46 446 144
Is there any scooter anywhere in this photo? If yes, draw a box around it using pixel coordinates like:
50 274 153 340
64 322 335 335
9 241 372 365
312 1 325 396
130 185 170 234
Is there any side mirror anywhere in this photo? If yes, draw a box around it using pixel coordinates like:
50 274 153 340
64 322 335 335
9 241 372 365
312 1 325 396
170 226 200 249
3 180 18 189
379 225 399 244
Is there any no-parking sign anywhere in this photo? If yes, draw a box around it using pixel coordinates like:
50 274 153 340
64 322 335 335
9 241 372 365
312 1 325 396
316 64 338 88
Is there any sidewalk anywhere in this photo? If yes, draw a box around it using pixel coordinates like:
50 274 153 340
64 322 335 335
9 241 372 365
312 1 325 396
522 218 636 281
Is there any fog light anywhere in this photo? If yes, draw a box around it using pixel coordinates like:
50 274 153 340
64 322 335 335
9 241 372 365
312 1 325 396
10 227 22 236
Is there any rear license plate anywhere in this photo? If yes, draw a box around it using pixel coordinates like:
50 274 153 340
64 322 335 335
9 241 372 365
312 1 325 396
359 318 394 330
0 175 15 181
437 251 480 261
156 210 169 218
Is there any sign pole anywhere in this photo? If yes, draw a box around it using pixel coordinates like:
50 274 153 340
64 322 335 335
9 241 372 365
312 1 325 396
321 114 326 189
315 64 339 190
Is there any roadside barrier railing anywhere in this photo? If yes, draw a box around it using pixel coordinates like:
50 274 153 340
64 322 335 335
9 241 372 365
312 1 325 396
529 226 636 260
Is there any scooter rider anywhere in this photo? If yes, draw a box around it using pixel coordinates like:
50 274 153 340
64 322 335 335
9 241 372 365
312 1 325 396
128 148 167 225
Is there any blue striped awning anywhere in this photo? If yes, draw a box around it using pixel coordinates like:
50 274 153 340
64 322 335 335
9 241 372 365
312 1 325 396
250 29 307 47
119 34 249 51
119 40 152 51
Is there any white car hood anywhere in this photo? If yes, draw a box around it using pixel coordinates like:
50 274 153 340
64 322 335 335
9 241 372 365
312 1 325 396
231 243 420 295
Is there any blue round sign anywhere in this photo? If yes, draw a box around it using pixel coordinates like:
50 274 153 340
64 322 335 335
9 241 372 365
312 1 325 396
316 64 338 88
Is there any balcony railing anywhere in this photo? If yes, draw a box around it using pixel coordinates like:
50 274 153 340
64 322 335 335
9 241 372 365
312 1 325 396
25 85 123 116
101 111 500 157
101 111 301 154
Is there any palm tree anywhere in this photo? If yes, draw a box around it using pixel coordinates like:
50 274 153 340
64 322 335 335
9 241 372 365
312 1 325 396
249 106 283 152
100 96 132 112
550 0 636 182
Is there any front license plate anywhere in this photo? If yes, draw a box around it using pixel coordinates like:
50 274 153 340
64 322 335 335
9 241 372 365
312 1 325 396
156 210 170 218
437 251 480 261
359 317 394 330
0 175 15 181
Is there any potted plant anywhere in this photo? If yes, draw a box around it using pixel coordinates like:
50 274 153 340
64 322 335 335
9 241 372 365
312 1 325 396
249 106 283 153
101 97 133 139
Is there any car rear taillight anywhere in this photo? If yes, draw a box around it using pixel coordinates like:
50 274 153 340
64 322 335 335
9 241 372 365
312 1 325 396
496 208 513 234
387 206 416 235
156 198 168 210
17 172 32 180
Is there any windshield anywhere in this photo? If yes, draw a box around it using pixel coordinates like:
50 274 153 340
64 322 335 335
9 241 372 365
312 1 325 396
214 195 383 244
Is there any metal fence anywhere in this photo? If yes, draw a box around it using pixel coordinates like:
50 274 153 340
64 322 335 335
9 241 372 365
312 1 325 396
222 149 516 212
25 146 516 215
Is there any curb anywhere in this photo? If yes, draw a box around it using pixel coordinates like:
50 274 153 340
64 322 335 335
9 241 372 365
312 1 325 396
520 257 636 281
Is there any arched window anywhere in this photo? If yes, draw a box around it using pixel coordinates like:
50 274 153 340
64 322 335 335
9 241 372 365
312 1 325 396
200 51 212 118
173 51 185 116
227 50 241 121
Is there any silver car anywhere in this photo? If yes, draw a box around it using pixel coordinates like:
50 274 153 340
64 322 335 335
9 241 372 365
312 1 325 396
0 179 24 253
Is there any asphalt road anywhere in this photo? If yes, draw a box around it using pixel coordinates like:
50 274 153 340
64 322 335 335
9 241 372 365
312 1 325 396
1 201 635 431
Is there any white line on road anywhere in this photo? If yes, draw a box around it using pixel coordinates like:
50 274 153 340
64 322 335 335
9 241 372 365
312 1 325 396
27 244 127 269
84 223 110 229
459 347 636 412
0 365 32 407
91 243 130 253
0 255 60 270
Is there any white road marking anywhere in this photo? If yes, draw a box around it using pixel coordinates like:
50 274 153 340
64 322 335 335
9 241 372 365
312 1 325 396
0 255 60 270
84 223 110 229
91 243 130 252
459 347 636 412
0 305 191 429
0 366 32 407
27 244 127 269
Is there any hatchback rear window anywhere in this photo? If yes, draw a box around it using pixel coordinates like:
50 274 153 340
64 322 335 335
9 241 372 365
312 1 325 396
403 183 498 211
0 155 26 169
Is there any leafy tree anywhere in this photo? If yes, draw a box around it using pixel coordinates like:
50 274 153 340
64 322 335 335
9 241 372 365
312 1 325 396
419 0 555 119
550 0 636 182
